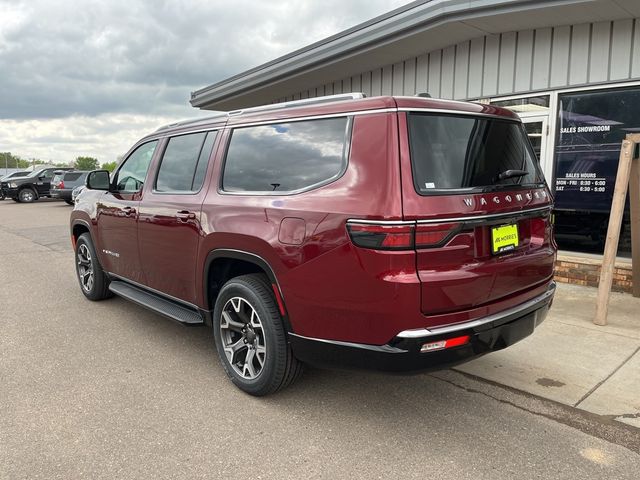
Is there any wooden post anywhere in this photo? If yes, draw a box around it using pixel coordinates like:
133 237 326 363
594 134 640 325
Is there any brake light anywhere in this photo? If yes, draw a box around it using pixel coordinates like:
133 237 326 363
421 335 470 353
346 223 413 250
414 223 460 248
59 181 65 189
347 221 460 250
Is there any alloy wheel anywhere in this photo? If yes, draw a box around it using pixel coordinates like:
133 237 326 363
76 243 94 293
219 297 267 380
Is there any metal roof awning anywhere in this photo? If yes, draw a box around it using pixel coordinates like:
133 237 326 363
190 0 640 111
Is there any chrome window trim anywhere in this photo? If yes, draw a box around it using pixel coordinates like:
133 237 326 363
398 107 519 121
397 282 556 339
415 206 552 225
346 206 551 226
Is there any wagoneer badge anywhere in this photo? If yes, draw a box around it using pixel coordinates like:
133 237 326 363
462 190 547 207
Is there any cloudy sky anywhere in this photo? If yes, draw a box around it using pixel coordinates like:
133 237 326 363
0 0 411 165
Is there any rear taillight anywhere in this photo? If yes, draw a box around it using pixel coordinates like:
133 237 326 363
414 223 460 248
59 181 65 189
347 221 460 250
346 223 413 250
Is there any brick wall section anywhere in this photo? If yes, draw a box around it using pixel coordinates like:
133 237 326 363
554 254 634 293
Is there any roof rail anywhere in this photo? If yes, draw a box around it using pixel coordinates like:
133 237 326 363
155 111 228 132
228 92 366 116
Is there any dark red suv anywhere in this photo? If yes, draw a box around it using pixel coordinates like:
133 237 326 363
71 94 556 396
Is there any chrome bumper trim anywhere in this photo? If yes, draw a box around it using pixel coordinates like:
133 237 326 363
396 282 556 339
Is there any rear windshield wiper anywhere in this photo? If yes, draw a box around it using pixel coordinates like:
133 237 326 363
495 169 529 182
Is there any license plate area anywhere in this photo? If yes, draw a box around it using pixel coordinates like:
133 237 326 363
491 223 519 254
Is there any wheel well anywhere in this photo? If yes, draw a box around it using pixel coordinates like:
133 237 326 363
19 185 37 195
206 257 266 309
72 223 90 242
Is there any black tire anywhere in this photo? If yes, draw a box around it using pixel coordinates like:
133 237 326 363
18 188 37 203
74 233 112 301
65 199 74 205
11 197 19 202
212 274 302 396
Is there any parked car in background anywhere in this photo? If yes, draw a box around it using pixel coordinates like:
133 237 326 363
71 93 556 396
1 167 73 203
0 171 29 200
51 171 89 205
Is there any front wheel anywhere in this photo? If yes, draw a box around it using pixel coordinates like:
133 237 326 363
212 274 302 396
18 188 37 203
75 233 112 301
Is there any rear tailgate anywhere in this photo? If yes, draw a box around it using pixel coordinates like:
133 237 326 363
398 108 556 316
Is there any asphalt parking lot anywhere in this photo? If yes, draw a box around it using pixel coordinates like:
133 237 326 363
1 199 639 480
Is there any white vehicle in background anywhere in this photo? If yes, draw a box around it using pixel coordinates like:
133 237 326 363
71 185 86 204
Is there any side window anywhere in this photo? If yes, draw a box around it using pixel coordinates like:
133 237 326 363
155 131 217 193
113 141 158 193
222 117 349 193
41 170 54 180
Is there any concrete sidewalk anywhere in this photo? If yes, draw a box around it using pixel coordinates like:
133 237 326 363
456 282 640 428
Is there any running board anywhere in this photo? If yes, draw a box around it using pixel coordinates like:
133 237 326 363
108 280 204 326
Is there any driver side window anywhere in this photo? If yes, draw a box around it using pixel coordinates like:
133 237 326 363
113 141 158 193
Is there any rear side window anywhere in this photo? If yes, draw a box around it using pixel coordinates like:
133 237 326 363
407 113 543 194
155 131 217 193
64 173 83 181
222 117 350 193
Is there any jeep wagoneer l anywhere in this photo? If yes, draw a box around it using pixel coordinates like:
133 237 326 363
71 94 556 396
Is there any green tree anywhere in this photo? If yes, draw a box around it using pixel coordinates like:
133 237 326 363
74 156 99 171
101 161 117 173
0 152 29 169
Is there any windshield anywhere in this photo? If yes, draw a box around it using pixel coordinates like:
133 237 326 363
27 169 44 178
407 113 544 194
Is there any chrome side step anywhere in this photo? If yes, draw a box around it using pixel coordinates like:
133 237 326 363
109 280 204 326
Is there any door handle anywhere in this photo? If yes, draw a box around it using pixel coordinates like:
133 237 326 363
176 210 196 221
123 206 136 216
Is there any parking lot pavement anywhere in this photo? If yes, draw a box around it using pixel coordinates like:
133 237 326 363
1 200 639 480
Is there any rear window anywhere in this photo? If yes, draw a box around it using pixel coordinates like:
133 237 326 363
64 172 83 181
407 113 543 194
222 117 350 193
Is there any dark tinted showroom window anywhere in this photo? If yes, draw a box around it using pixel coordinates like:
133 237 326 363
222 117 349 192
155 131 216 192
408 113 542 193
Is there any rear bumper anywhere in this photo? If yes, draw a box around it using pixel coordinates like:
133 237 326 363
50 189 72 200
289 282 555 372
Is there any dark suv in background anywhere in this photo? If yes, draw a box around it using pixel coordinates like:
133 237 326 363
1 167 73 203
71 93 556 396
51 171 89 205
0 171 29 200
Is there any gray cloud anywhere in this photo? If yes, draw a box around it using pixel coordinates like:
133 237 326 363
0 0 410 163
1 0 410 120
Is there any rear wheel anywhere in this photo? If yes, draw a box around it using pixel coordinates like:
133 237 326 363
212 274 302 396
18 188 36 203
75 233 112 301
65 199 74 205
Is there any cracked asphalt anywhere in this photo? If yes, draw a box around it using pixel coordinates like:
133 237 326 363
1 199 639 480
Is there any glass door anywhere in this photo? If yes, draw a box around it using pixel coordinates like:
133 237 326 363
520 115 551 183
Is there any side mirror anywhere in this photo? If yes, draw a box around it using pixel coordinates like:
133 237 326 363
86 170 111 191
38 175 45 180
